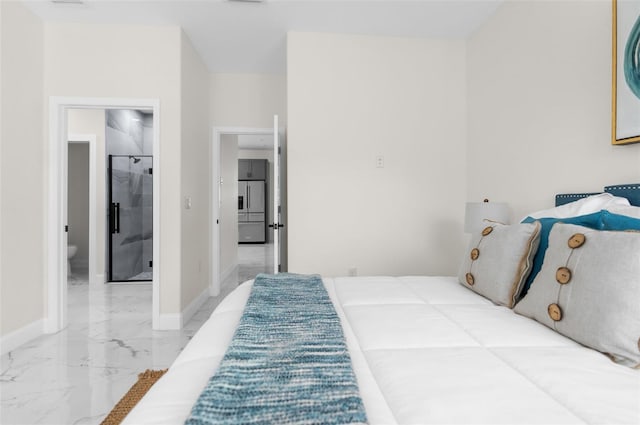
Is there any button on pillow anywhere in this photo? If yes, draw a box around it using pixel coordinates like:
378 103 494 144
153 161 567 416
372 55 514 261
520 212 604 297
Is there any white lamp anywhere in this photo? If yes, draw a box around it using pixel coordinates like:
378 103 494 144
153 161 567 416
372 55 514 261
464 199 510 234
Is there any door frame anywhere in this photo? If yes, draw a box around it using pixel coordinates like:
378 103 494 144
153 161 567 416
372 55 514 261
211 127 272 296
67 134 98 286
47 97 161 333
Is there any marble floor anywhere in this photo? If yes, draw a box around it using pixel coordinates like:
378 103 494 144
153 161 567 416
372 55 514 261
237 243 275 282
0 245 274 425
0 271 241 425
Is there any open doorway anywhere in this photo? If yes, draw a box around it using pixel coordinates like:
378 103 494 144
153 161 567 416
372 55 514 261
47 97 161 334
105 110 154 283
236 135 275 281
218 133 274 286
211 121 286 296
66 109 154 287
67 135 95 287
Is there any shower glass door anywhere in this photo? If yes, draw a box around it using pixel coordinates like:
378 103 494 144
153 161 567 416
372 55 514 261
108 155 153 282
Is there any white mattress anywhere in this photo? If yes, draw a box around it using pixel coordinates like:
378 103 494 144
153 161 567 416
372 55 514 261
123 276 640 424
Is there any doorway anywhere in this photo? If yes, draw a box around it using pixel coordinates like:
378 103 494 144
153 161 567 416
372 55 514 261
236 141 274 282
104 109 154 283
47 97 161 333
67 133 97 287
67 142 89 284
211 121 286 296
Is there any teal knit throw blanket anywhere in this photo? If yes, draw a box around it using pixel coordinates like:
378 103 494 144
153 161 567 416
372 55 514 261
185 273 368 425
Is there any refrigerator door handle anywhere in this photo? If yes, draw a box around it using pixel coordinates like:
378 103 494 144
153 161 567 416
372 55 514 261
247 186 250 210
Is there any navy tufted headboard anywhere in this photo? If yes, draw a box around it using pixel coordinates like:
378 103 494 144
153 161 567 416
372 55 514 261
604 184 640 206
555 184 640 207
554 192 601 206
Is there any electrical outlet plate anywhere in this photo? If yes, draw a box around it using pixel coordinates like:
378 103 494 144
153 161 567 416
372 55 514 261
376 156 384 168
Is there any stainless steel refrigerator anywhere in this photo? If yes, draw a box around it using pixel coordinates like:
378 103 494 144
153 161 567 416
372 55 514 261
238 180 266 243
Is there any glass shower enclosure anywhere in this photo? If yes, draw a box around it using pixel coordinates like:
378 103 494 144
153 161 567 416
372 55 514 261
108 155 153 282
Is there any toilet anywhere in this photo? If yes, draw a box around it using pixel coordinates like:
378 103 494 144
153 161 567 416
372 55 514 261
68 245 77 276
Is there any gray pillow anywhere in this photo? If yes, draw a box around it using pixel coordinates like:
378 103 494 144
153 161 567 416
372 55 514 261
458 222 541 308
514 223 640 367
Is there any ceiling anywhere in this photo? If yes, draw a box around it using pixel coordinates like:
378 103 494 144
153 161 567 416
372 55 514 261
23 0 502 74
238 134 273 150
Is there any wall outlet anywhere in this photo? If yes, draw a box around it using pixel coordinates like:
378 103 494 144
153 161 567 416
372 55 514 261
375 155 384 168
348 267 358 277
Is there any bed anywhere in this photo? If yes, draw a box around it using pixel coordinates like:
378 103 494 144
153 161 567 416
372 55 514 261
123 184 640 425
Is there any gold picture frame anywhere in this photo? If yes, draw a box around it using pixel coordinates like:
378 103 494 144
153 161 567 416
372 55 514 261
612 0 640 145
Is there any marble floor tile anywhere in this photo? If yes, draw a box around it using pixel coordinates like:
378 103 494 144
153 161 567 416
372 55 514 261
0 274 238 425
0 245 272 425
237 243 274 282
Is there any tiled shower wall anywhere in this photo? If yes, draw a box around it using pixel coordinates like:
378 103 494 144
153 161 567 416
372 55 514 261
106 110 153 281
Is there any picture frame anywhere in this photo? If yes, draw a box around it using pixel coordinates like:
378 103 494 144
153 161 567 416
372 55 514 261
612 0 640 145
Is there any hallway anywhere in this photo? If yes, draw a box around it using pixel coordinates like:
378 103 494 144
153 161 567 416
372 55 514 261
237 243 275 282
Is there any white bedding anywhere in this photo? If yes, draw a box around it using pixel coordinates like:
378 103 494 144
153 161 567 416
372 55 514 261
123 276 640 424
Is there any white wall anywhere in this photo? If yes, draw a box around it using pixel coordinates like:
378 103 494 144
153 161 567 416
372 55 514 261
287 32 467 277
0 1 44 336
467 1 640 220
44 23 183 315
220 134 239 277
210 73 286 127
180 31 211 309
67 109 106 281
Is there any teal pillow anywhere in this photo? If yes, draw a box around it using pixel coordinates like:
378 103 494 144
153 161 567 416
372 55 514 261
520 212 604 297
601 210 640 231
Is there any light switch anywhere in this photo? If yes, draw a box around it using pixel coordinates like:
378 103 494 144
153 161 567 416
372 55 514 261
185 196 192 209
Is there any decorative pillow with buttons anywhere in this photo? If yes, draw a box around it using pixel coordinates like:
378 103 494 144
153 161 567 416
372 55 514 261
514 223 640 367
458 222 541 308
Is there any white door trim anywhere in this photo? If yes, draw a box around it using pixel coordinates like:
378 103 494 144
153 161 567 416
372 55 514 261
47 97 161 333
68 134 99 286
272 116 280 274
211 127 272 296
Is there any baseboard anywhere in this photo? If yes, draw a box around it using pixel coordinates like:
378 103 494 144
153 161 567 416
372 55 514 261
209 263 238 297
154 286 210 330
181 287 210 327
1 319 43 355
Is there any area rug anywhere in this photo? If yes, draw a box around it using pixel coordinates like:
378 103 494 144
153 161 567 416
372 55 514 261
100 369 167 425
